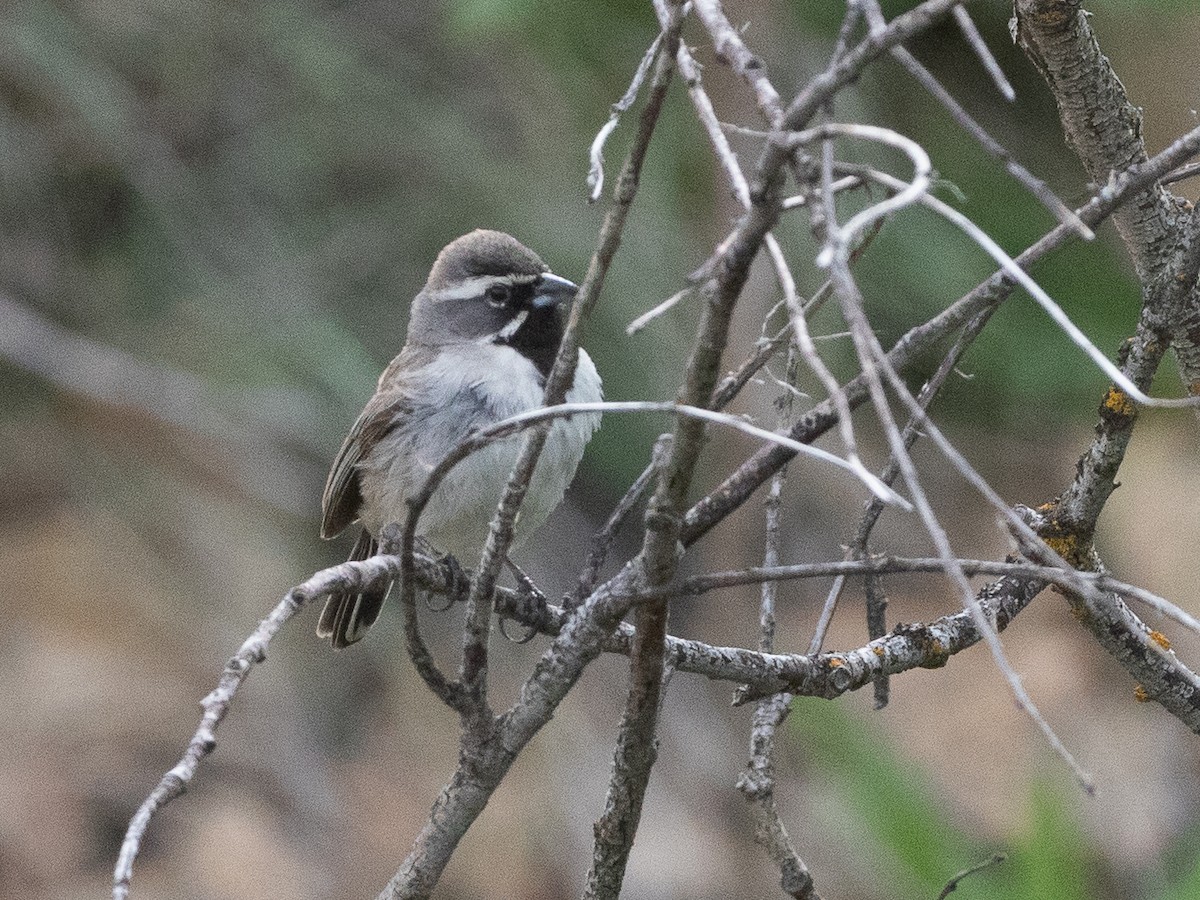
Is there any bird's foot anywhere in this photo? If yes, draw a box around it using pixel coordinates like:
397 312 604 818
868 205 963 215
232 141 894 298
498 556 543 644
417 540 470 611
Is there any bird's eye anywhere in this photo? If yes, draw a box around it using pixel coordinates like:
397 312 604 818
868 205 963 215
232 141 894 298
485 284 511 308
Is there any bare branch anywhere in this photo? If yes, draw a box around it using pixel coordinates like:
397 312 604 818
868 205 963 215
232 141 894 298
682 123 1200 549
736 341 818 899
857 0 1088 237
112 556 399 899
588 26 668 201
379 10 686 894
951 6 1014 101
1014 0 1200 393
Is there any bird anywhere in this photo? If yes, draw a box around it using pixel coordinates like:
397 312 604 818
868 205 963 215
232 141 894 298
317 229 602 648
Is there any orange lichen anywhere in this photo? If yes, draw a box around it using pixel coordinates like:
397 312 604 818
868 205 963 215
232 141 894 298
1133 684 1150 703
1149 630 1171 651
828 657 844 668
1102 388 1135 418
872 646 885 657
1043 533 1079 560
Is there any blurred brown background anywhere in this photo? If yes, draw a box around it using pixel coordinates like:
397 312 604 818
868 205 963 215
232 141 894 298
2 1 1199 898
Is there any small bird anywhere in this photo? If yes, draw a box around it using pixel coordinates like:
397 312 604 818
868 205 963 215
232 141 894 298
317 230 602 648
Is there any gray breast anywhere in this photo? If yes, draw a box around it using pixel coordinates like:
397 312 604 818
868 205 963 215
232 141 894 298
355 343 602 562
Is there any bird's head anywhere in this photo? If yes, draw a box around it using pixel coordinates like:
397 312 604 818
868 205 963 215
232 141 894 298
407 231 578 372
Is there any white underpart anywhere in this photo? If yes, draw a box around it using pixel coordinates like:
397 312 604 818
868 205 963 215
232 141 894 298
355 343 602 561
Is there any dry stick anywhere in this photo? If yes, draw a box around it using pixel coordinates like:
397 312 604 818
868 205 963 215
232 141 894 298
480 402 906 505
568 445 661 609
675 38 876 497
486 553 1045 700
811 123 1094 790
692 0 784 124
811 305 995 709
379 14 686 898
1163 160 1200 187
682 123 1200 550
584 0 973 887
736 342 818 899
479 551 1199 697
837 159 1200 725
1013 0 1200 390
852 162 1200 521
588 27 666 201
834 162 1194 410
844 274 1096 791
857 0 1087 237
802 127 931 665
679 557 1187 611
463 545 1195 705
937 852 1008 900
626 174 865 335
111 552 411 900
951 5 1014 101
569 256 865 642
780 0 968 140
856 290 1200 732
585 0 767 886
577 227 879 603
1013 0 1182 280
1055 202 1200 531
845 295 1200 734
467 549 1193 689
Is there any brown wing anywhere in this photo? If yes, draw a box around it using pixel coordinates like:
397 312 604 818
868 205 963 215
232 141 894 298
319 351 422 539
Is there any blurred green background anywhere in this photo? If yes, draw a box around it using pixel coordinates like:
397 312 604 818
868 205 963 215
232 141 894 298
2 1 1199 898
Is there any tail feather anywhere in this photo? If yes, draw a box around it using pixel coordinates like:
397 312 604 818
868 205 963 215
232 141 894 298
317 530 390 649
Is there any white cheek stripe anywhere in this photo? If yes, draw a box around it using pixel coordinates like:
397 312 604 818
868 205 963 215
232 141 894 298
492 308 529 341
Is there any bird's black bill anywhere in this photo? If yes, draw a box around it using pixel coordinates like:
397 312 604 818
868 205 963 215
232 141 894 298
531 272 578 309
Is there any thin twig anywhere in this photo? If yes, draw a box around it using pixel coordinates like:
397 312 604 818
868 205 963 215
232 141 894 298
951 6 1014 101
588 26 669 201
736 338 818 898
813 121 1093 789
845 164 1200 409
475 400 911 508
681 126 1200 550
112 552 420 899
379 13 686 896
858 0 1088 237
937 852 1007 900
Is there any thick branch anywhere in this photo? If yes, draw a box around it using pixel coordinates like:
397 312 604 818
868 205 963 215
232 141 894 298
1013 0 1200 390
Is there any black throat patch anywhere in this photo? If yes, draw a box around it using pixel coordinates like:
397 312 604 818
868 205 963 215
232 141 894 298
496 306 563 382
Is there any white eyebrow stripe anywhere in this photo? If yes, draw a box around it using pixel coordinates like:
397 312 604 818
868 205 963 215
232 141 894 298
432 276 505 302
430 273 542 303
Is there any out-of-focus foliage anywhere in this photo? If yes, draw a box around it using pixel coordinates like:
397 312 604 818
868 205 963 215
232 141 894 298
796 696 1200 900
